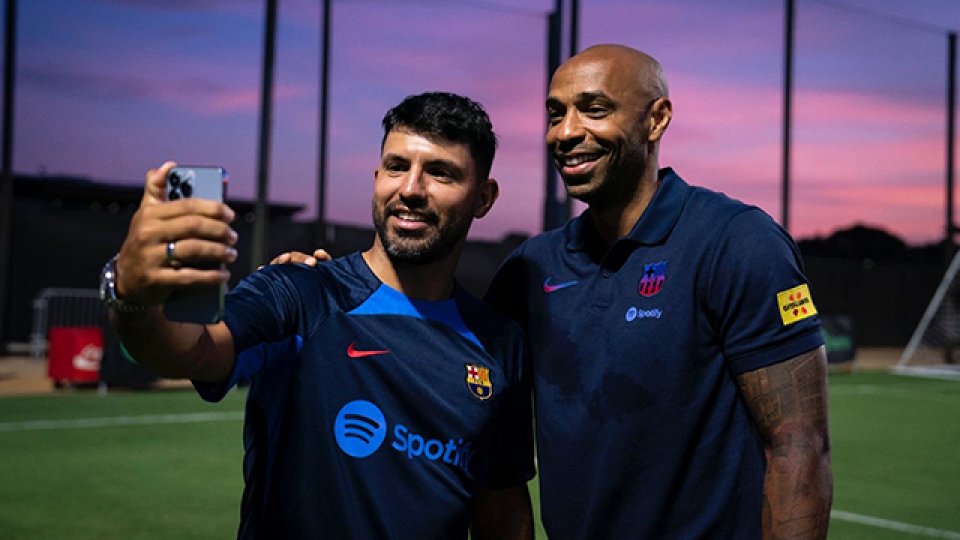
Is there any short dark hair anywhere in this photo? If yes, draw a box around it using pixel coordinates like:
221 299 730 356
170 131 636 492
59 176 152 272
381 92 498 180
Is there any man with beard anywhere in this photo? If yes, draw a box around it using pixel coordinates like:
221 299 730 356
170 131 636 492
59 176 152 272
484 45 833 538
99 92 535 540
281 46 832 538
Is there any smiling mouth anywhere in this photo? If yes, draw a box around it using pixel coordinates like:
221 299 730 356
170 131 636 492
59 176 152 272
558 152 603 167
393 210 430 222
387 207 437 232
555 151 604 178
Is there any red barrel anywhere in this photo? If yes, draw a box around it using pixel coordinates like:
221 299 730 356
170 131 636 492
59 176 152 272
47 326 103 384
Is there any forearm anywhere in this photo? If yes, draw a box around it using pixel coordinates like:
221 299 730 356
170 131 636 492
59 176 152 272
104 161 239 382
738 347 833 539
762 424 833 539
112 307 233 382
469 484 533 540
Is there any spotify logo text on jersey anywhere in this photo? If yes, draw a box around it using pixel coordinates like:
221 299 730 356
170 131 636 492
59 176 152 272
392 425 475 472
333 400 476 474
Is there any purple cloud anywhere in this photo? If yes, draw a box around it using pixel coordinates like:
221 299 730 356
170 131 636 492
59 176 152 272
101 0 258 11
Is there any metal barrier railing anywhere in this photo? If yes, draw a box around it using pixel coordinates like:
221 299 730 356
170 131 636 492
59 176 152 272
30 288 106 360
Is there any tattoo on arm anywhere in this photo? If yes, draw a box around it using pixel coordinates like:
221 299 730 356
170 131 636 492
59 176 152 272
737 346 833 540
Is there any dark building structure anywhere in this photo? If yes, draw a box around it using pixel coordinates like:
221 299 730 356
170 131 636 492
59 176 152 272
0 174 945 350
1 174 525 348
799 225 944 347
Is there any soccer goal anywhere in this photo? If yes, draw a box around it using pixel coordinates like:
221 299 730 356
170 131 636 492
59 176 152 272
896 250 960 379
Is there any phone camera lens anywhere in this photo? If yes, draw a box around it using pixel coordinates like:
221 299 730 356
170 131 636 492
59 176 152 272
181 182 193 198
168 190 181 200
169 172 181 186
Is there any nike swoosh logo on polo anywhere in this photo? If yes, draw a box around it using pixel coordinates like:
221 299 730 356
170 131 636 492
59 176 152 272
542 276 579 293
346 341 390 358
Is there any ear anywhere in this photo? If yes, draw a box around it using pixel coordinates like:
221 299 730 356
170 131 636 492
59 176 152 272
646 97 672 142
474 178 499 218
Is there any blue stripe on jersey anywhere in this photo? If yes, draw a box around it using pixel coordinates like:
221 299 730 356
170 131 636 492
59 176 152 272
231 336 303 387
348 284 483 349
195 335 302 403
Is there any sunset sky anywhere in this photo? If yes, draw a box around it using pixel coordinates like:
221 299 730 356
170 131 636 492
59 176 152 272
11 0 960 243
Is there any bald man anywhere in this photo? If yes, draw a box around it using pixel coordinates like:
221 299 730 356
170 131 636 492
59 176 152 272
282 45 832 539
485 44 832 538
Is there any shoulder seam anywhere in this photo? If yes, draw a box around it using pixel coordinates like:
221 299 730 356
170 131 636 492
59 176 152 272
700 206 765 306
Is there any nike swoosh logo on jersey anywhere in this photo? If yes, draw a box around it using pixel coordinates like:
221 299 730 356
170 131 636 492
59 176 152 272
346 341 390 358
542 276 579 293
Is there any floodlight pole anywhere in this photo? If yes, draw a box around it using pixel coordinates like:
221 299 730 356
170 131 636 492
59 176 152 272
569 0 578 56
946 32 957 265
542 0 577 232
542 1 562 232
316 0 331 247
253 0 278 272
0 0 17 346
781 0 794 232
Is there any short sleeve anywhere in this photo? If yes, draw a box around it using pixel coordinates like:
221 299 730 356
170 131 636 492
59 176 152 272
193 337 301 402
484 339 536 489
222 266 307 353
706 209 824 375
192 265 310 401
484 249 530 330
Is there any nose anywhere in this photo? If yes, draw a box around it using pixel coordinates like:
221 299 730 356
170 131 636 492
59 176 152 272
398 167 427 202
549 110 585 151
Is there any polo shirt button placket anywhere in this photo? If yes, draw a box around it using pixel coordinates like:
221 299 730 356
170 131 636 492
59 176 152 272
591 267 616 309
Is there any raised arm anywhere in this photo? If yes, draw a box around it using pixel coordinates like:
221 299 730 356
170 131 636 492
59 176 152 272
736 346 833 539
110 162 238 382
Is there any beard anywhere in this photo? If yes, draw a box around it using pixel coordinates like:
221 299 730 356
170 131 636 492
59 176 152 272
372 201 472 265
563 142 649 208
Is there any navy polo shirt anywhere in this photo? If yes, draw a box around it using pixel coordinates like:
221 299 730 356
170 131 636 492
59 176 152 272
195 251 535 540
486 168 823 539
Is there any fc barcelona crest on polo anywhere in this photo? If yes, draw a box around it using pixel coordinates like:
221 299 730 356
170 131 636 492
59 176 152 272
638 261 667 297
465 364 493 401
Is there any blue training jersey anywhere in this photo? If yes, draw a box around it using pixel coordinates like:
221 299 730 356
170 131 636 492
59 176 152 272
195 251 535 540
486 169 823 539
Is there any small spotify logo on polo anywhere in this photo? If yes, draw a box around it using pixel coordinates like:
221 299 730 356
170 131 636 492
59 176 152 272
625 306 663 321
334 400 475 472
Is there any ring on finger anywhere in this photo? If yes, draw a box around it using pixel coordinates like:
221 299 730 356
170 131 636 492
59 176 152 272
166 241 182 269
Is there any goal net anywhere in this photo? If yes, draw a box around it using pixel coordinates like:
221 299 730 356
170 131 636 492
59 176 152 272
897 250 960 379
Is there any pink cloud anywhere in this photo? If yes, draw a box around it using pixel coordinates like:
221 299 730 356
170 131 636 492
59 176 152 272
160 83 311 115
648 69 953 244
793 88 943 131
793 138 944 182
798 186 941 245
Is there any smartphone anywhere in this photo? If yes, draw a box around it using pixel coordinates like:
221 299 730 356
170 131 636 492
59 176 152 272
163 166 229 324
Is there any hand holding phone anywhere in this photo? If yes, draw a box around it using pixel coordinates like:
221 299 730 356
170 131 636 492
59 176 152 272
163 166 229 324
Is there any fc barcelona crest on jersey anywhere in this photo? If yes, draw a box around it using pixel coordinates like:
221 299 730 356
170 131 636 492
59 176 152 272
638 261 667 297
465 364 493 401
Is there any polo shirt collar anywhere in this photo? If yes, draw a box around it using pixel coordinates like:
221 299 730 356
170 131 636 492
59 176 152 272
564 167 688 251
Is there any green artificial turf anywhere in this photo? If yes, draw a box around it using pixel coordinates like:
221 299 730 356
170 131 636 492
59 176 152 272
1 373 958 539
0 390 245 539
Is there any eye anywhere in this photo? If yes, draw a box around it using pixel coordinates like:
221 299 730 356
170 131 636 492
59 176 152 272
585 105 610 118
383 160 407 174
427 167 455 183
547 108 563 126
